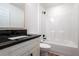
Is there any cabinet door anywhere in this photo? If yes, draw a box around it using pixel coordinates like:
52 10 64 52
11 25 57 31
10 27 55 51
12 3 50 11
10 5 24 28
0 4 9 27
0 38 40 56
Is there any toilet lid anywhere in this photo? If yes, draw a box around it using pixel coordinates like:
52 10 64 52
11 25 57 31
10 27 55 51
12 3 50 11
40 43 51 48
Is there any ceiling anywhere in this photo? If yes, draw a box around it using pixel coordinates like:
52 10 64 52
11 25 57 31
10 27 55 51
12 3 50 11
11 3 64 10
10 3 67 10
40 3 64 9
11 3 25 10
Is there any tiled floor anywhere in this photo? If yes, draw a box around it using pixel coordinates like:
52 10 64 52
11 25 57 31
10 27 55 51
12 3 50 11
40 48 59 56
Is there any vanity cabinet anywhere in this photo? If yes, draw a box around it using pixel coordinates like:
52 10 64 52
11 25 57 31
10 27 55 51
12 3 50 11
0 38 40 56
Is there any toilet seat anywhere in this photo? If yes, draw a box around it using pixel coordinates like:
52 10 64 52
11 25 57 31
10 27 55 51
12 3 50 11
40 43 51 48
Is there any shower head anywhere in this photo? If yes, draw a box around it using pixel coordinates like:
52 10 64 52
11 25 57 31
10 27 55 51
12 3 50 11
42 11 46 15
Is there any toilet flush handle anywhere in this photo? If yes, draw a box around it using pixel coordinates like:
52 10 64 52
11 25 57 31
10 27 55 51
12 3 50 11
43 34 46 41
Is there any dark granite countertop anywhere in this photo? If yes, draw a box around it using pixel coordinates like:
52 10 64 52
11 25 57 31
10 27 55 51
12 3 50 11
0 34 41 50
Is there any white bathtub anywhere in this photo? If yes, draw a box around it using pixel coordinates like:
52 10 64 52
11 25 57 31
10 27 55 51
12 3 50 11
44 39 78 48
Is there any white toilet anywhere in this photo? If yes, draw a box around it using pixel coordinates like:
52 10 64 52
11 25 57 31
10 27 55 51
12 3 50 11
40 43 51 56
40 43 51 48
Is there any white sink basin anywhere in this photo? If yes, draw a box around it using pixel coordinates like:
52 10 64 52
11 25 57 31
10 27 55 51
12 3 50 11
40 43 51 48
8 35 29 40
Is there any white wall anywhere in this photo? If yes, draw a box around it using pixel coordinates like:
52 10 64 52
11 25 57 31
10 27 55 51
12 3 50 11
0 4 10 27
0 3 25 29
45 3 79 47
39 4 46 35
25 3 40 34
9 4 24 28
